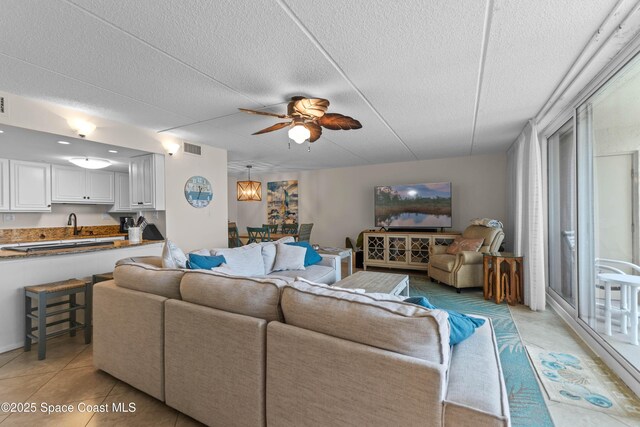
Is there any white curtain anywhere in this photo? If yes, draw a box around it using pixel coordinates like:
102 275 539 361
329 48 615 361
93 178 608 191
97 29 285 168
507 119 546 311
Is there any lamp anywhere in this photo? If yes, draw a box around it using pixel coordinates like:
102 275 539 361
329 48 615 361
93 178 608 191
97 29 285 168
68 118 96 138
164 142 180 156
237 165 262 202
288 124 310 144
69 157 111 169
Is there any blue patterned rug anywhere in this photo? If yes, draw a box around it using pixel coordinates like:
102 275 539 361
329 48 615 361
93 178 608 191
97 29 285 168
409 277 554 427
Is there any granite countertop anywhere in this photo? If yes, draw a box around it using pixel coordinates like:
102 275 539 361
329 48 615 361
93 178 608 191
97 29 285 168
0 240 164 260
0 225 128 244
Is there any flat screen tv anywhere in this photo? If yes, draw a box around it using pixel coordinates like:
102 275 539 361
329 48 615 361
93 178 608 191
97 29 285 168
374 182 452 229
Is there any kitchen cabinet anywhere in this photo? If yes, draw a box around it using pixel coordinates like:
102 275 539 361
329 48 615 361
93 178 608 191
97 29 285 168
109 172 133 212
129 153 165 210
9 160 51 211
52 165 114 204
0 159 9 211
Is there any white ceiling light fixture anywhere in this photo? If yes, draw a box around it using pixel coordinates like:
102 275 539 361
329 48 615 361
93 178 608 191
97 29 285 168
288 124 310 144
68 118 96 138
57 140 71 145
69 157 111 169
0 130 4 134
108 149 118 153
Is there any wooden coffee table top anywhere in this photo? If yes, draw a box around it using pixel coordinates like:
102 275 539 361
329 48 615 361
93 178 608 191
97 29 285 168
336 271 409 295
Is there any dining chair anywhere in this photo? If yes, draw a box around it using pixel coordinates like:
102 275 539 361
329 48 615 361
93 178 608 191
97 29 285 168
263 224 278 234
282 223 298 235
247 226 271 243
228 225 242 248
297 223 313 242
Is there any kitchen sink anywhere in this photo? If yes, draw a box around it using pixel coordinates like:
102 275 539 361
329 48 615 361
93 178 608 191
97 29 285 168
4 241 114 253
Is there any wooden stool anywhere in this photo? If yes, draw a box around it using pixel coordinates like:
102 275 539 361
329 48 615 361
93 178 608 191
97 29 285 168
24 278 92 360
483 252 524 305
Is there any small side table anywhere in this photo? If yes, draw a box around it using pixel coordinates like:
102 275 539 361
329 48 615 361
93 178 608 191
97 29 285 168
316 247 353 276
483 252 524 305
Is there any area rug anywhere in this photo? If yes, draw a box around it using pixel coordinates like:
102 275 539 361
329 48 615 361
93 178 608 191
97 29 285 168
526 344 633 416
409 277 554 427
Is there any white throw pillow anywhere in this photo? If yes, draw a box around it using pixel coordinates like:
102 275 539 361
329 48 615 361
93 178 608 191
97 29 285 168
275 236 295 244
273 243 306 272
215 244 265 276
259 242 277 274
162 240 187 268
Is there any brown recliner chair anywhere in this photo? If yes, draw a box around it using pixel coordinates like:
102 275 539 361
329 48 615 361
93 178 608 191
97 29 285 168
428 225 504 292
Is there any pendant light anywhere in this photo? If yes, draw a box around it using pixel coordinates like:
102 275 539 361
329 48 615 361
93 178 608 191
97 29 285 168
237 165 262 201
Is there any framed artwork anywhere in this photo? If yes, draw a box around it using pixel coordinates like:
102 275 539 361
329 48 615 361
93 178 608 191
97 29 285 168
184 176 213 208
267 180 298 225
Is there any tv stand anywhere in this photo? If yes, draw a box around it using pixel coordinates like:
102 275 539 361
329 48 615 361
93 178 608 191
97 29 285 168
363 231 460 272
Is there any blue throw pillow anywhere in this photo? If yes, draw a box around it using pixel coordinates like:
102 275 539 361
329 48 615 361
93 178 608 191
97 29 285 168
285 242 322 266
404 296 485 345
187 253 226 270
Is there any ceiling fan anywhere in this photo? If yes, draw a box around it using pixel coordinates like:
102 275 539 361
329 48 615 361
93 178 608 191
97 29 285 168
238 96 362 145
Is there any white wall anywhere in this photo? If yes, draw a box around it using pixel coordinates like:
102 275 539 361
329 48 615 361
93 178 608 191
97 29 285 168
230 153 507 247
0 92 227 251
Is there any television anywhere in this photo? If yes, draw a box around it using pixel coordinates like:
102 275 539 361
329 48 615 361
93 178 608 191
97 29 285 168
374 182 452 229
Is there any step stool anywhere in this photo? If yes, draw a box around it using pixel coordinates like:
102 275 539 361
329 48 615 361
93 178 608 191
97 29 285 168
24 278 92 360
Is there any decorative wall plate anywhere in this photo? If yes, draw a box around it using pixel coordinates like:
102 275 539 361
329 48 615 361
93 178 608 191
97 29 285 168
184 176 213 208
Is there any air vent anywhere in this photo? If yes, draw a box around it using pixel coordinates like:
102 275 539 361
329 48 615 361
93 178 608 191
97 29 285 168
0 95 6 116
183 142 202 156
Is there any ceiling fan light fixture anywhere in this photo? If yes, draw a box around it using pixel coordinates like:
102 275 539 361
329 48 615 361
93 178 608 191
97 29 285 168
288 124 310 144
237 165 262 202
69 157 111 169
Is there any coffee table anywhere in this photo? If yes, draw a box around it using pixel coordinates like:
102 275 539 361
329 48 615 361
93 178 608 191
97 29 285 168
335 271 409 296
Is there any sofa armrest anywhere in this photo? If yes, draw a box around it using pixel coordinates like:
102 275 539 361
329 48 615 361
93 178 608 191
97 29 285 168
318 254 341 282
432 245 448 255
444 318 510 427
457 251 484 265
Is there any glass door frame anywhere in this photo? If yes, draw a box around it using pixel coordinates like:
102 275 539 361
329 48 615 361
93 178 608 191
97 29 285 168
541 43 640 395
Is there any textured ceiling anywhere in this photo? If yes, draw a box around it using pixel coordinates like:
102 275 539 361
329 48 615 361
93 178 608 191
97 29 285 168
0 0 624 175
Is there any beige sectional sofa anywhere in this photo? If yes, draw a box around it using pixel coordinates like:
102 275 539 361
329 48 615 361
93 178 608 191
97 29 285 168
93 256 510 427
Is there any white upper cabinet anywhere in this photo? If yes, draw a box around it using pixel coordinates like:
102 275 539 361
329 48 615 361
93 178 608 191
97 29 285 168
129 154 165 210
109 172 133 212
9 160 51 211
0 159 9 211
52 165 114 204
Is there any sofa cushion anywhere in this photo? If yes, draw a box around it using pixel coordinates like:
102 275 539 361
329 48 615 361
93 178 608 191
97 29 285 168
281 280 450 364
446 236 484 255
180 270 289 322
214 244 265 276
113 263 184 300
273 243 306 272
187 253 225 270
268 264 335 285
259 242 277 274
405 296 485 345
162 240 188 268
285 241 322 266
430 254 457 272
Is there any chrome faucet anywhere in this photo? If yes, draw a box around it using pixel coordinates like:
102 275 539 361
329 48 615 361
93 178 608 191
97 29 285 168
67 213 81 236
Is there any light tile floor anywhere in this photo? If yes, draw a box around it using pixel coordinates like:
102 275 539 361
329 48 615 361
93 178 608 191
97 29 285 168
0 263 639 426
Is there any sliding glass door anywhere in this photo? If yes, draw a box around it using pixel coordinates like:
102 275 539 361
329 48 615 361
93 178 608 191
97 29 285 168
575 52 640 371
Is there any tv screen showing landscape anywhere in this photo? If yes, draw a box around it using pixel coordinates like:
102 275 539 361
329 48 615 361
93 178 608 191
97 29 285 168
374 182 452 228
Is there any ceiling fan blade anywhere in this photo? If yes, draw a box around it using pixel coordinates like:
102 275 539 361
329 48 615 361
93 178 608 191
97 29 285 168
293 98 330 118
304 122 322 142
238 108 289 119
317 113 362 130
252 122 291 135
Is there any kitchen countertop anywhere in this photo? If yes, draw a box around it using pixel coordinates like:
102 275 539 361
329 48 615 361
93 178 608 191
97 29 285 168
0 240 163 260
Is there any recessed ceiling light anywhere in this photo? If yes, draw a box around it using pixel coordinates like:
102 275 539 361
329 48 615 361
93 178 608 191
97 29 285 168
57 140 71 145
0 130 4 133
108 150 118 153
